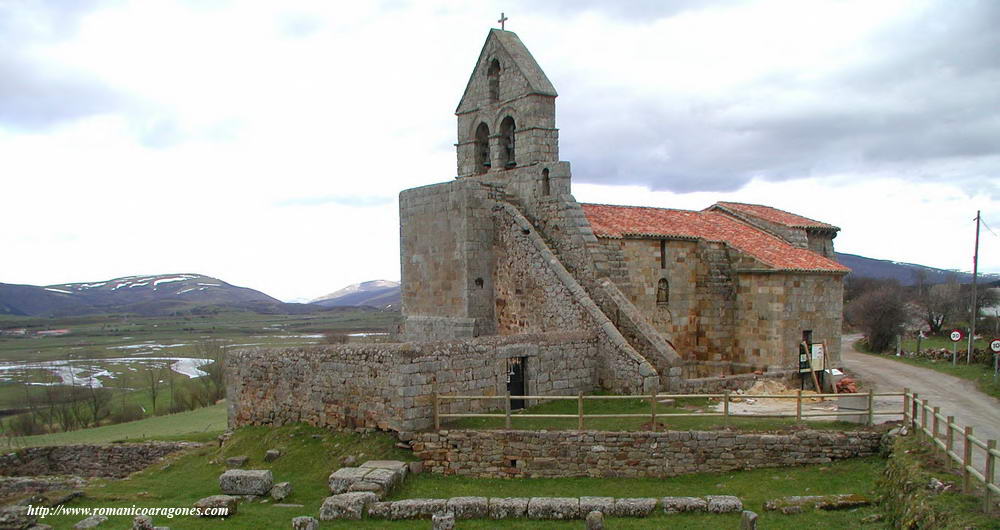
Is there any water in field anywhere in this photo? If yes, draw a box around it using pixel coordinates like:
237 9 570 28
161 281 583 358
0 357 213 388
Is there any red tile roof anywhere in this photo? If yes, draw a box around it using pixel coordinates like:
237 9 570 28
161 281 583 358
581 203 849 273
710 202 838 230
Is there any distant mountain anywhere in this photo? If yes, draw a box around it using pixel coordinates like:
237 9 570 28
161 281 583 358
835 252 999 286
311 280 400 309
0 273 321 317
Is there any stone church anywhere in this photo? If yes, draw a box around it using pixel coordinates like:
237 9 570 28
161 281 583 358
227 29 849 433
400 29 847 377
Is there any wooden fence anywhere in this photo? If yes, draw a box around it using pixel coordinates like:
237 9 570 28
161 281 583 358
904 390 998 511
432 389 905 431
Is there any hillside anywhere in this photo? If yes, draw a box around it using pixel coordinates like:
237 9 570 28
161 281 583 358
310 280 400 309
0 273 314 317
834 252 998 286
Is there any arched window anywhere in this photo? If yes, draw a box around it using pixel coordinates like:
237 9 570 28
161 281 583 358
541 168 550 196
475 122 491 173
487 59 501 102
500 116 516 168
657 278 669 305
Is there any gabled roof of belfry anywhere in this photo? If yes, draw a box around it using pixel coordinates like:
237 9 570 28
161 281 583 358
456 29 558 114
581 203 849 273
708 202 839 231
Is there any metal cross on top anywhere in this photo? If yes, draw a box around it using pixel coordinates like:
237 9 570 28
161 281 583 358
498 12 508 30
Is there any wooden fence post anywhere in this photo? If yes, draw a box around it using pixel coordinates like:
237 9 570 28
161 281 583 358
504 393 511 429
920 399 928 433
911 392 919 432
867 390 875 427
902 387 910 423
796 390 802 422
577 391 584 430
650 389 657 432
932 407 940 455
986 439 996 513
946 416 955 463
433 392 440 432
964 426 974 493
723 391 730 427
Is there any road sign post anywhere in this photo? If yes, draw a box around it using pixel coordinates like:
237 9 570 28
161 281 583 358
990 338 1000 378
950 329 964 365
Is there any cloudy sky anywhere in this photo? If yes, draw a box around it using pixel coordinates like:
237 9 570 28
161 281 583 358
2 0 997 302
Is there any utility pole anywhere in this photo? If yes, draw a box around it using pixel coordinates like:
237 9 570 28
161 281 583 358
968 210 980 364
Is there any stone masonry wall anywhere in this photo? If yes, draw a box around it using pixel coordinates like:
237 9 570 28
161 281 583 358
0 443 194 478
400 179 495 340
226 332 599 433
735 272 844 368
413 429 882 478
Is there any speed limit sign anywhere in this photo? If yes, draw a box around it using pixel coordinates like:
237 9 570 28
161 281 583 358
990 339 1000 354
950 329 964 342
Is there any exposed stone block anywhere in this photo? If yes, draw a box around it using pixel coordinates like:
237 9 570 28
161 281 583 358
579 496 614 514
318 492 378 521
609 498 657 517
488 497 529 519
219 469 272 496
387 499 448 519
193 495 239 517
527 497 580 520
446 496 488 519
432 511 455 530
662 496 707 513
291 516 319 530
269 481 292 501
586 510 605 529
328 467 370 494
705 495 743 513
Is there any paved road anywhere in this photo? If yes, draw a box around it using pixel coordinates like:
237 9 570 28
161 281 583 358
842 333 1000 482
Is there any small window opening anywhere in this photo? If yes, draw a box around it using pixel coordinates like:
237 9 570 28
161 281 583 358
802 330 813 345
500 116 516 168
541 168 550 196
487 59 500 102
656 278 669 305
659 240 667 269
474 277 484 288
475 122 491 173
507 458 518 468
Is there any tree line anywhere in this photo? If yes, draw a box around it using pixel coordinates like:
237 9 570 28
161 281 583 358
844 271 999 354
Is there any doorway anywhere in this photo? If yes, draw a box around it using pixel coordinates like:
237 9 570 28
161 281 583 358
506 357 526 410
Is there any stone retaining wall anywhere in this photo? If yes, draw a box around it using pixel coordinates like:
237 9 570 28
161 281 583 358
0 442 194 478
413 429 882 478
226 332 599 433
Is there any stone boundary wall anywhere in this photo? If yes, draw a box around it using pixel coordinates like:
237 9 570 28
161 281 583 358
226 332 599 433
0 442 195 478
413 429 882 478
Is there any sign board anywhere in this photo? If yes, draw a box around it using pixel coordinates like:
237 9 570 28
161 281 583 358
949 329 964 342
990 338 1000 354
810 343 826 372
798 342 811 373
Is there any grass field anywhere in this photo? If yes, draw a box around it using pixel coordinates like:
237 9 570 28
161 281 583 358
5 402 227 447
35 423 892 529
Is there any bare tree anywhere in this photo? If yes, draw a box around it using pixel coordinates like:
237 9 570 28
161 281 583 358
143 364 164 415
84 383 111 427
847 284 908 352
921 276 962 335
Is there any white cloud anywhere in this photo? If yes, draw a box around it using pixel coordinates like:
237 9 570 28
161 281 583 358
1 0 997 302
